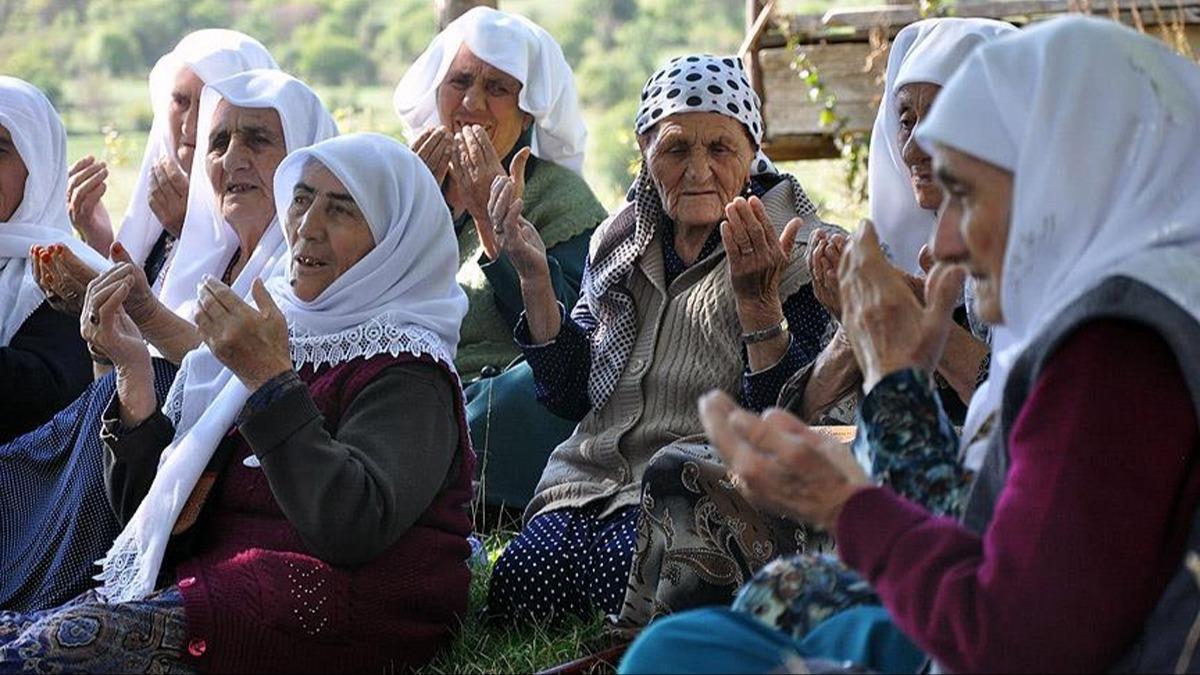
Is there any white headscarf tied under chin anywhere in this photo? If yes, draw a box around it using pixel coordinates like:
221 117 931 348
393 6 587 174
0 77 110 346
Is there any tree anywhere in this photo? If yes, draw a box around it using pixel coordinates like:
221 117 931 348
435 0 496 30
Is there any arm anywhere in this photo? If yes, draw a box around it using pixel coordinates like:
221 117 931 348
483 231 590 329
837 321 1200 672
240 363 459 567
934 322 991 405
101 401 176 524
0 303 92 440
515 299 594 421
740 285 830 412
781 327 862 423
137 302 203 364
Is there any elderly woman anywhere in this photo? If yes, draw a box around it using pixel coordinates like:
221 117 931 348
0 68 336 613
394 7 607 510
39 29 278 313
786 19 1011 428
624 17 1200 673
485 55 831 621
0 133 472 673
0 77 110 443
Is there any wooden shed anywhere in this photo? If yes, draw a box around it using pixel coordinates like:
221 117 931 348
743 0 1200 161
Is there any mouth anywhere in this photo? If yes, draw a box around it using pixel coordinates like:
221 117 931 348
225 182 258 196
681 190 718 197
294 254 328 269
454 121 494 136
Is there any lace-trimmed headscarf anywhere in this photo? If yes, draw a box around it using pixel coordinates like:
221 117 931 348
578 54 819 413
916 17 1200 469
96 70 340 603
116 30 278 268
868 18 1015 274
0 77 110 346
393 6 587 173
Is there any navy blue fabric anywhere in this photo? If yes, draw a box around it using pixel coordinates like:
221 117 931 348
0 358 178 612
487 504 638 620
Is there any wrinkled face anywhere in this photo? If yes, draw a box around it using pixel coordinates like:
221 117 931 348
0 124 27 222
640 112 754 229
436 45 532 159
169 66 205 173
930 143 1014 324
285 159 376 302
205 100 287 234
897 82 942 210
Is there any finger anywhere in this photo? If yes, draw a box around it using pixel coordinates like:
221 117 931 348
110 241 135 265
509 146 532 199
99 279 132 321
69 160 104 188
504 198 525 238
68 155 95 178
699 390 756 468
464 127 485 174
918 244 935 274
723 199 753 251
738 199 770 259
780 218 805 259
200 276 240 313
161 159 189 198
473 125 499 165
85 272 130 313
58 246 99 282
250 278 281 320
411 125 436 151
924 263 967 327
748 196 776 249
852 219 885 259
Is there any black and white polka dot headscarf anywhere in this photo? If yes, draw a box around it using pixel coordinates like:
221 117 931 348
574 55 819 413
635 54 777 177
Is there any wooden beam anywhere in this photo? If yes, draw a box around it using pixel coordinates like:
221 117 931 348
818 0 1200 28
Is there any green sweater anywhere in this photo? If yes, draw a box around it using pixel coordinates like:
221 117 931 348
455 156 606 379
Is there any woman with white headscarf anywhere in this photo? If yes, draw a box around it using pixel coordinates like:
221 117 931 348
38 30 278 318
632 17 1200 673
0 133 473 673
394 6 607 511
781 18 1012 428
0 68 336 614
0 77 110 442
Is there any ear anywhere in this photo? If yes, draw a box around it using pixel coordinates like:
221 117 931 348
522 112 534 131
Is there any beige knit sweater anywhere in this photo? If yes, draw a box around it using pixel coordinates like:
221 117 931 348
525 177 820 521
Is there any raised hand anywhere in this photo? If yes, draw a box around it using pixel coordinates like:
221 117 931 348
66 155 113 254
412 125 454 187
105 242 158 325
722 196 803 317
488 148 549 279
148 156 190 237
194 277 292 391
838 219 965 392
807 229 847 320
451 125 508 257
699 390 869 531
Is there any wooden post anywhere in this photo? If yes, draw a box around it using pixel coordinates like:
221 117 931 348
436 0 498 30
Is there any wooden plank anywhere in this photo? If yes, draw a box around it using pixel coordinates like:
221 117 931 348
818 0 1200 29
760 43 884 138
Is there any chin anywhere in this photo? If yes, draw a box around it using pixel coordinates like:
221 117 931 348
672 204 723 230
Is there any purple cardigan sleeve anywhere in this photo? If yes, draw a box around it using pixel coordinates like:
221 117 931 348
836 320 1200 673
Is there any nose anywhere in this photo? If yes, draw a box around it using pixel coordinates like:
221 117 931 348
182 103 199 145
684 148 714 183
461 82 488 113
901 129 929 169
295 197 328 242
930 200 969 264
222 135 252 173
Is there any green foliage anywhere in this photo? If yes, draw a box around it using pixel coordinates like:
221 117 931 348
5 41 65 106
293 28 377 84
85 26 142 75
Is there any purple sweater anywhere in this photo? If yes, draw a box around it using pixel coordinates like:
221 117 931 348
838 321 1200 672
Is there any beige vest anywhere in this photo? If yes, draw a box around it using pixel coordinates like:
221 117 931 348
526 179 819 521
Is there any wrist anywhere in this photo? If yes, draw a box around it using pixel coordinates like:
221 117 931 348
240 364 293 394
736 297 784 332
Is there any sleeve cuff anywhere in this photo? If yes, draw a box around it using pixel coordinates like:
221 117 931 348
742 335 805 411
238 381 323 460
836 486 932 579
100 391 176 462
513 303 569 348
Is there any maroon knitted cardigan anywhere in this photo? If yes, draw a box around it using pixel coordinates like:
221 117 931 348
172 353 474 673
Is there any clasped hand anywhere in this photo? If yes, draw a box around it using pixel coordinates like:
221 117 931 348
194 277 292 392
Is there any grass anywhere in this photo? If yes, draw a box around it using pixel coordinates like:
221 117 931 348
417 529 616 675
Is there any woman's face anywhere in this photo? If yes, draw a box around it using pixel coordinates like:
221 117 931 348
640 112 754 230
436 45 532 159
205 100 287 235
897 82 942 210
0 124 27 222
169 66 205 173
284 159 375 302
930 143 1013 324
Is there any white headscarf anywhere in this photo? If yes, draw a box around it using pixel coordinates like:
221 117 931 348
916 16 1200 469
115 30 279 268
0 77 110 346
868 18 1015 275
96 133 466 603
155 69 338 319
393 6 587 174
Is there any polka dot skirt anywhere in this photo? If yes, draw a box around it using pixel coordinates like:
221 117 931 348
487 504 639 621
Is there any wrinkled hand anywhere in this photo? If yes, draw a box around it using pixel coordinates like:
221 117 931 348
451 125 508 257
699 390 869 531
66 156 113 253
90 243 158 326
838 220 965 392
80 272 149 371
148 156 189 237
722 196 804 327
807 229 847 320
412 125 453 187
488 148 550 282
31 244 95 317
195 277 292 391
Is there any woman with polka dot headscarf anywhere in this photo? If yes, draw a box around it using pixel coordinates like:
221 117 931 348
483 54 836 623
